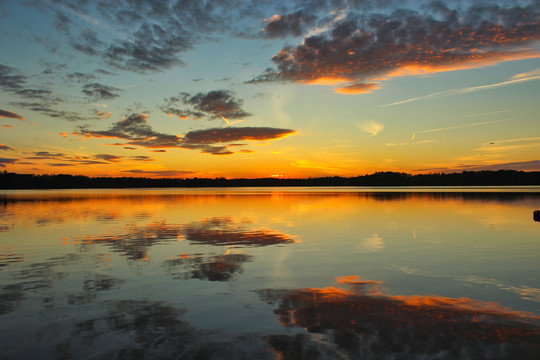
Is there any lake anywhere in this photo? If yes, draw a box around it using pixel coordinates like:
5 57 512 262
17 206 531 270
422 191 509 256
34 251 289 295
1 187 540 359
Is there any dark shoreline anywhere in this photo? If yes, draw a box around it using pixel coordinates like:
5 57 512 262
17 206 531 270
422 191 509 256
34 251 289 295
1 170 539 190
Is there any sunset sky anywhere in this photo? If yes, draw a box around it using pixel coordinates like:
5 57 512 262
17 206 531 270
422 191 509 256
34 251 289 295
1 0 539 178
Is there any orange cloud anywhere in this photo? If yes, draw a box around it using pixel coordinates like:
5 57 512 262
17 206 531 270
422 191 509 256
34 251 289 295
334 82 381 94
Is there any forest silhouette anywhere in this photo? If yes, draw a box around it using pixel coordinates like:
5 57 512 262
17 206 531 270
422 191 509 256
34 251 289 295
1 170 539 189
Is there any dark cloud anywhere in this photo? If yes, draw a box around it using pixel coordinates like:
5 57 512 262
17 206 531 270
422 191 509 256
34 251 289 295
0 145 15 151
163 90 251 120
1 64 86 121
69 28 105 57
0 109 25 120
1 64 59 102
130 155 154 162
82 83 122 100
14 88 56 101
95 68 117 76
54 10 71 34
0 158 17 167
23 151 128 165
261 10 317 38
76 113 182 148
77 113 296 155
48 163 74 167
122 169 193 177
67 72 97 83
93 154 123 162
0 64 26 92
27 151 66 160
45 0 274 72
183 127 296 144
38 60 67 75
9 102 90 122
103 22 191 72
251 1 540 93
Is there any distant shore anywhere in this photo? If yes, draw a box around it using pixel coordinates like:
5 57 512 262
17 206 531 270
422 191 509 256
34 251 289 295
1 170 539 189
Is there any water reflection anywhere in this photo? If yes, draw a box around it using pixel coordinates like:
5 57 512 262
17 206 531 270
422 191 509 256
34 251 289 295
71 217 295 261
181 217 295 247
259 276 540 360
1 188 539 359
164 251 253 281
0 248 24 269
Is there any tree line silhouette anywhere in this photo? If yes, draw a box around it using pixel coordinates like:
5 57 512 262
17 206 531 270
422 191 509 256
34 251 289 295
1 170 539 189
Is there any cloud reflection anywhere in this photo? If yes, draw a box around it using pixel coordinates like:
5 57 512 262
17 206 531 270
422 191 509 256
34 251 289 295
181 217 296 247
259 276 540 359
71 216 295 261
164 251 253 282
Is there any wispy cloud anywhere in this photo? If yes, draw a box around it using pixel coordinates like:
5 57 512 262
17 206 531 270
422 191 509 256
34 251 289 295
384 74 540 107
416 120 506 134
356 121 383 136
386 140 436 147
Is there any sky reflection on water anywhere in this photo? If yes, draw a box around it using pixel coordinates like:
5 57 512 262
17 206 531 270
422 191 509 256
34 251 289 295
1 188 539 359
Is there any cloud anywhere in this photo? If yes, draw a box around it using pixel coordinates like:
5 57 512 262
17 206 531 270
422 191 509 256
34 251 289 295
93 154 123 162
122 169 193 177
183 126 296 143
9 102 90 122
95 110 112 119
0 64 26 92
1 64 59 103
261 10 317 38
82 83 122 100
77 113 296 155
163 90 251 121
26 151 66 160
464 161 540 171
1 64 92 121
334 82 380 94
76 113 182 148
130 156 154 162
0 158 17 167
66 72 97 83
180 217 296 247
413 160 540 173
417 120 506 134
0 145 15 151
0 109 25 121
356 121 384 136
384 73 540 107
250 1 540 93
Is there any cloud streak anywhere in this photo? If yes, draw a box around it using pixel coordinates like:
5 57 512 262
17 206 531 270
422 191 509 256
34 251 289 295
384 73 540 107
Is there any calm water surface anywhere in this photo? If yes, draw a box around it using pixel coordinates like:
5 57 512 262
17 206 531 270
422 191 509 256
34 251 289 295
1 187 540 359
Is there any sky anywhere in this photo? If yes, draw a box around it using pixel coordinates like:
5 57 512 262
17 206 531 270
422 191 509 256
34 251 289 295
1 0 539 178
